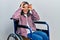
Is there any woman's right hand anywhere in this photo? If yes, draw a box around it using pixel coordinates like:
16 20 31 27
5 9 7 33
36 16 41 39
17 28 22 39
20 2 24 10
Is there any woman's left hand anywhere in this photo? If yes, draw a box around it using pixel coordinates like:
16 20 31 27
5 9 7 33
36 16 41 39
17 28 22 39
28 4 33 10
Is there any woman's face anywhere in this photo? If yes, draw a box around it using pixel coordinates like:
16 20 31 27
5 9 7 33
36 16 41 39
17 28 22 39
23 4 29 12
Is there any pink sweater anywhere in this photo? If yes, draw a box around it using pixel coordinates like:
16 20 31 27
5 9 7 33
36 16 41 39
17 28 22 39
12 7 40 37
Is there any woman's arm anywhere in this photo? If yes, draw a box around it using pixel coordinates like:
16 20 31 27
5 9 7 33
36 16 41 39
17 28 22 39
31 9 40 21
28 4 40 21
11 7 22 20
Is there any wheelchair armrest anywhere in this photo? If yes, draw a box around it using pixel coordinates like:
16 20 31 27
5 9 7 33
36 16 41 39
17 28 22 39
36 28 48 31
34 21 47 24
10 18 29 29
17 25 29 29
10 18 19 21
35 21 50 37
34 21 49 30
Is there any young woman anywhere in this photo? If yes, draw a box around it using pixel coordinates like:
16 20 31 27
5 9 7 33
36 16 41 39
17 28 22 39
12 1 48 40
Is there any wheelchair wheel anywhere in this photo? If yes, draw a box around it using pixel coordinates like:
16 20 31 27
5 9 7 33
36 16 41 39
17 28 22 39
7 33 23 40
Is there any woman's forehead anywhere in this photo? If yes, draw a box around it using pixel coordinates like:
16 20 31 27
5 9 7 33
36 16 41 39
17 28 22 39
24 4 29 7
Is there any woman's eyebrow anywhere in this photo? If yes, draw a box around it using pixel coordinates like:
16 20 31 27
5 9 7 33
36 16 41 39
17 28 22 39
23 6 29 8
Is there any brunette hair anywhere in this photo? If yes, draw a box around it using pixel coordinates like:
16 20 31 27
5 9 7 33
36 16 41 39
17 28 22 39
20 1 31 17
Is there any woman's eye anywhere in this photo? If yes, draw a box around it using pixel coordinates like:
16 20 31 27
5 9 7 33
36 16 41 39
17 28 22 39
23 7 29 8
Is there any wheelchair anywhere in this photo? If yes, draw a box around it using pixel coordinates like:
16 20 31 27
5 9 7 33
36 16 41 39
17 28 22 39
7 19 50 40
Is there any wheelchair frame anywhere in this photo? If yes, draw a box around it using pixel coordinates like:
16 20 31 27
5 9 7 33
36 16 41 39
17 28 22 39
7 19 50 40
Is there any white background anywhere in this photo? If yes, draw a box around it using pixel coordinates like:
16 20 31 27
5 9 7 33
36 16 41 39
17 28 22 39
0 0 60 40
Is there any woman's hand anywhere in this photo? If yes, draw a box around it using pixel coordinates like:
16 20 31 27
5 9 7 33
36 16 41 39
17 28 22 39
20 2 24 10
28 4 33 10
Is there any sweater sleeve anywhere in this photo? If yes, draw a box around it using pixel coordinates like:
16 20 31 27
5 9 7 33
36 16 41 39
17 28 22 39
11 7 22 20
31 9 40 21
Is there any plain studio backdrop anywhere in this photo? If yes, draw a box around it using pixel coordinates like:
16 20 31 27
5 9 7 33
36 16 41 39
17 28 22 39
0 0 60 40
